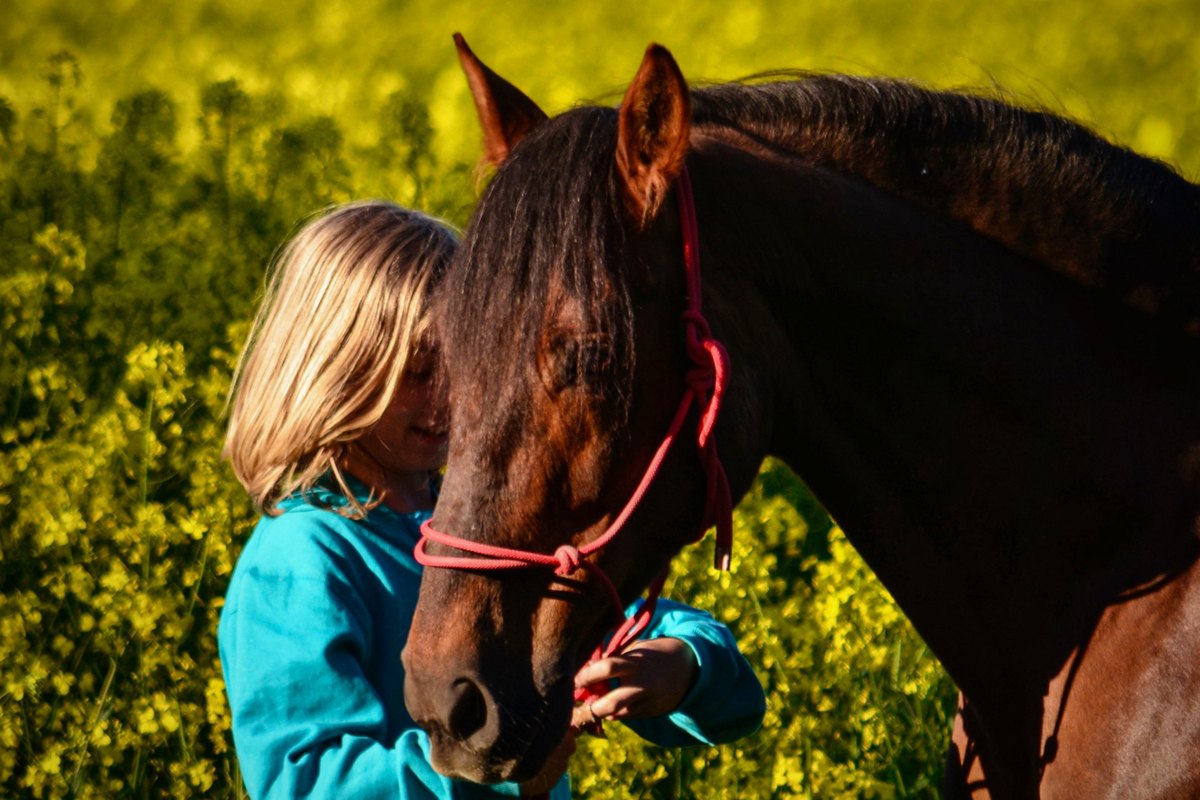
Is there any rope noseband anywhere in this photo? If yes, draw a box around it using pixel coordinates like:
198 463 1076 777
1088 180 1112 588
414 165 733 724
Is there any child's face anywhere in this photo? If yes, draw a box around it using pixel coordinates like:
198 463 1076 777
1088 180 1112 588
363 348 449 476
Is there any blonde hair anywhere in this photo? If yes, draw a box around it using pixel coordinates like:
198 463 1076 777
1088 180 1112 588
224 200 458 517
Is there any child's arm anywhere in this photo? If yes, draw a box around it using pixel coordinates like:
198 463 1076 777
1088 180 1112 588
218 522 570 800
573 599 765 747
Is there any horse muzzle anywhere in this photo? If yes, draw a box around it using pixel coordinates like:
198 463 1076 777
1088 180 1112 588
402 639 574 784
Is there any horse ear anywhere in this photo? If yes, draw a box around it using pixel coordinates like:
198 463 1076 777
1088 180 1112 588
616 44 691 229
454 33 548 167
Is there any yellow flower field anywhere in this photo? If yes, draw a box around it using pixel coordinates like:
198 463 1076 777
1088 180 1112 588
1 1 1197 797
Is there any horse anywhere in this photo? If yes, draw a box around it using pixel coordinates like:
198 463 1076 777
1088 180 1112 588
401 35 1200 800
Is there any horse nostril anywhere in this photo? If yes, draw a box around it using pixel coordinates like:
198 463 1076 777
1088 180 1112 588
447 678 489 742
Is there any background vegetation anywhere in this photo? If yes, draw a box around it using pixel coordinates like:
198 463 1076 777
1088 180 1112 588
2 1 1197 798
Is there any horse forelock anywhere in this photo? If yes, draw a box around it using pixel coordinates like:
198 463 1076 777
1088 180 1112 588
435 106 637 443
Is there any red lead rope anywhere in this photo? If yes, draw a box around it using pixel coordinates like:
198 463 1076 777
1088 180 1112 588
414 166 733 730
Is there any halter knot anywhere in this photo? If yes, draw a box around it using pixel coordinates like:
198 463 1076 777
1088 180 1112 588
681 309 711 339
686 364 714 393
553 544 583 576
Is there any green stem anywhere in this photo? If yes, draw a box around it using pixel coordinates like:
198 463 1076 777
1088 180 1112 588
140 386 154 584
184 532 210 620
235 753 246 800
130 746 142 797
68 655 117 793
175 695 192 762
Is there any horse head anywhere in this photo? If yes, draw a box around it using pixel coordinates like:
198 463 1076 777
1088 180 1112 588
401 37 767 783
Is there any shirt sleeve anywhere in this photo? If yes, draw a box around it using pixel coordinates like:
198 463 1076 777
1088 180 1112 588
218 531 567 800
618 599 766 748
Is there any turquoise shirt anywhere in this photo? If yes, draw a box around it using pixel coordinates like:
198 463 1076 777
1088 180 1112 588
218 483 764 800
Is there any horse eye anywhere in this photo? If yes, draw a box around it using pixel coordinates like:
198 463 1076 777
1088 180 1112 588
577 341 609 385
539 330 614 395
542 334 579 393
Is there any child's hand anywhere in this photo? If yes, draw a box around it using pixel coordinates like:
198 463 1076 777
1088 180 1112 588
572 637 698 722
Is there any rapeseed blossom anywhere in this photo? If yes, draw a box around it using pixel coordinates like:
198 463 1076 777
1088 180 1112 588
4 1 1196 793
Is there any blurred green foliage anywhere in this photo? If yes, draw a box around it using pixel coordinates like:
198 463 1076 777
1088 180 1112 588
1 1 1197 798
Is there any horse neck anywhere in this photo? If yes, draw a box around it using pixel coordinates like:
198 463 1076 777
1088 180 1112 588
689 136 1200 695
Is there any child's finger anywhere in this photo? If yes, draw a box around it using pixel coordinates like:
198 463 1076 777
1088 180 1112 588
574 654 638 688
572 701 599 730
589 685 643 719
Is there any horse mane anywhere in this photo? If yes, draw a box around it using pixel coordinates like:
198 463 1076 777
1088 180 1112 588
691 75 1200 334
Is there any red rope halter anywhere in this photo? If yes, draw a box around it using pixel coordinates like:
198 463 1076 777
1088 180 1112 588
414 165 733 725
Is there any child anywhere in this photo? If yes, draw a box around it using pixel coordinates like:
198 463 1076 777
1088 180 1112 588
218 201 766 799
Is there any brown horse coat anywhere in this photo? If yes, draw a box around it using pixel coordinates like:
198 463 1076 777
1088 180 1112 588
402 39 1200 800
